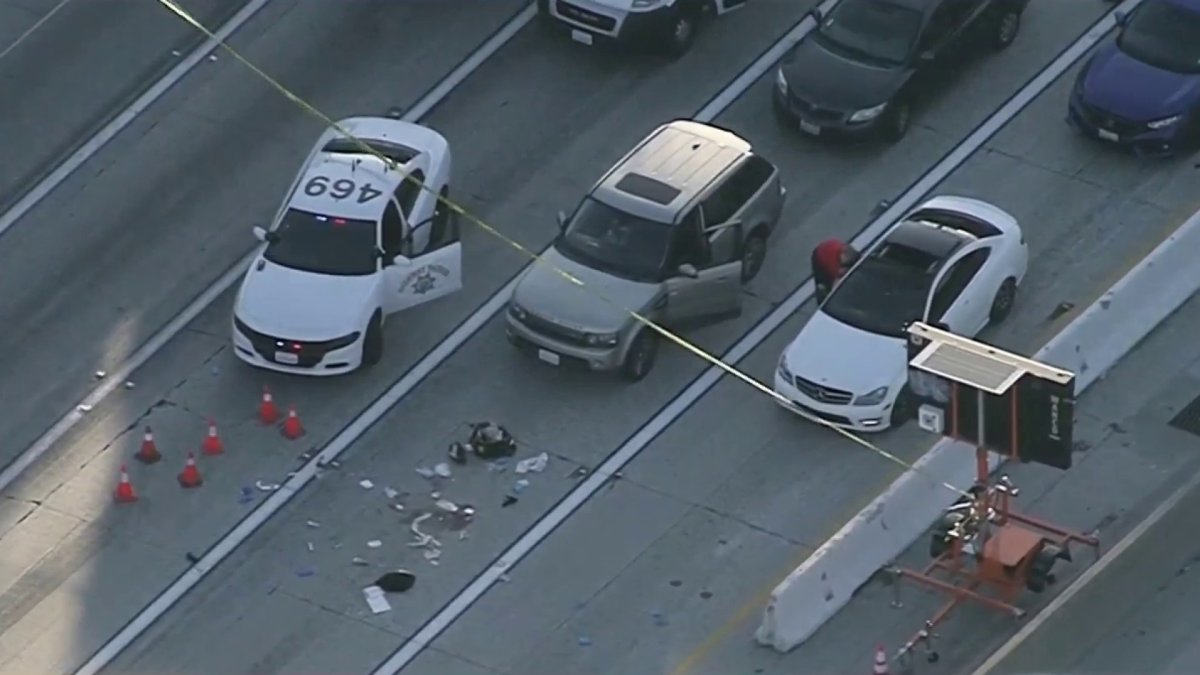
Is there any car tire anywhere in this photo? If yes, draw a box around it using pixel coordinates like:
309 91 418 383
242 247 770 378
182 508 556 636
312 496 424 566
663 9 697 58
362 313 384 367
889 385 915 428
989 277 1018 325
621 329 658 382
740 231 768 282
991 10 1021 50
882 102 911 143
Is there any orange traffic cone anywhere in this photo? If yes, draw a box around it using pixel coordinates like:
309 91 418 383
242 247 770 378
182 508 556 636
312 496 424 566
114 464 138 503
281 405 305 440
201 418 224 456
135 426 162 464
873 645 889 675
178 451 203 488
259 386 279 425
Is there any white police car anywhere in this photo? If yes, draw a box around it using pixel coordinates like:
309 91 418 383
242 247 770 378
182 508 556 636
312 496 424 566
231 116 461 375
537 0 749 56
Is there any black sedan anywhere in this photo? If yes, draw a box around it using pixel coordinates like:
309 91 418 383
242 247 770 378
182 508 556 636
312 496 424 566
773 0 1028 142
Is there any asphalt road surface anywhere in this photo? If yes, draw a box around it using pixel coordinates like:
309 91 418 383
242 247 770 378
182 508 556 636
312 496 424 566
0 0 1194 673
767 289 1200 675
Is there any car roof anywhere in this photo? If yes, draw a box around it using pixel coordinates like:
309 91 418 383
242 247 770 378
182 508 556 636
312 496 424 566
288 154 404 221
885 219 973 262
593 120 752 224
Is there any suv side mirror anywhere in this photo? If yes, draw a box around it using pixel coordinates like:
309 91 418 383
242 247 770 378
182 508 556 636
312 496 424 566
556 211 568 230
677 263 699 279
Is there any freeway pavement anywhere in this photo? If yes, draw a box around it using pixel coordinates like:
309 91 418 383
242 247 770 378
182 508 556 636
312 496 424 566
982 392 1200 675
756 286 1200 675
0 0 526 471
0 1 809 671
40 1 1189 674
0 0 246 212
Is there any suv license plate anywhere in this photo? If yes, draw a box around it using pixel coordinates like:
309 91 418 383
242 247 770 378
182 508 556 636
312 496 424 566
570 29 594 45
274 351 299 365
1097 129 1119 142
537 349 561 366
799 120 821 136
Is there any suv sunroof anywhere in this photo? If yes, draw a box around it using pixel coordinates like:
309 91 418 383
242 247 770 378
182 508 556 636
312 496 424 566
614 172 681 206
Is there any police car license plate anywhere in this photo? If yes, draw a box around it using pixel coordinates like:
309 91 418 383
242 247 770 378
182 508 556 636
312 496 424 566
570 29 594 45
799 120 821 136
1097 128 1119 142
537 349 561 366
274 351 299 365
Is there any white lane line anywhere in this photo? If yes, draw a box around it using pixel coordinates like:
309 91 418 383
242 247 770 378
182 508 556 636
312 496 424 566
75 5 829 672
0 3 536 497
0 0 75 62
0 0 273 238
372 1 1142 671
972 463 1200 675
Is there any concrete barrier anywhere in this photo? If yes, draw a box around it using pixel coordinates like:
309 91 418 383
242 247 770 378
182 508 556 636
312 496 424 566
755 208 1200 653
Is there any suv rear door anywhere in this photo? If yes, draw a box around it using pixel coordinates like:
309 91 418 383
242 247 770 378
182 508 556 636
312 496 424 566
663 205 742 327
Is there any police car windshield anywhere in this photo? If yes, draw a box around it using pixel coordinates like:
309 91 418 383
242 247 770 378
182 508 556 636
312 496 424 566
263 209 378 276
815 0 923 66
1117 0 1200 74
821 247 935 338
555 197 672 282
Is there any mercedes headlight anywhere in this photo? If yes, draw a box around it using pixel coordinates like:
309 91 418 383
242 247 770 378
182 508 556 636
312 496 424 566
853 386 889 407
848 103 888 123
584 332 619 347
508 301 528 322
777 353 792 383
775 68 788 94
1147 114 1181 130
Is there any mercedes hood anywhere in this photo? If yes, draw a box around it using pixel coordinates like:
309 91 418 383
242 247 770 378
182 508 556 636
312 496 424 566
783 310 908 396
1081 42 1200 121
235 257 377 341
512 247 659 334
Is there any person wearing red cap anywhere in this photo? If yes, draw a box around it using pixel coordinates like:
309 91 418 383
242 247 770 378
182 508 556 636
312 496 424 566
812 238 858 302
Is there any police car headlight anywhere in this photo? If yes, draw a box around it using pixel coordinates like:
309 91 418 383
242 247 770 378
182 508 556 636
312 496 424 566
853 386 889 407
1147 114 1181 130
775 68 788 94
585 332 619 347
631 0 666 9
508 301 528 322
848 103 888 123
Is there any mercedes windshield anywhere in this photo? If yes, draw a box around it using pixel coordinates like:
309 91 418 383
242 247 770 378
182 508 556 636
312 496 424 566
821 241 937 338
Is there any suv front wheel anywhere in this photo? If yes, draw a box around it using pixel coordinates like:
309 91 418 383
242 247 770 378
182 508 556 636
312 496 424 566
622 329 659 381
991 9 1021 50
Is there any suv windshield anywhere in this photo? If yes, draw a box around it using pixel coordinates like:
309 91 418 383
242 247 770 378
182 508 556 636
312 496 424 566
1118 0 1200 74
822 249 935 338
263 209 378 276
815 0 923 66
555 197 673 282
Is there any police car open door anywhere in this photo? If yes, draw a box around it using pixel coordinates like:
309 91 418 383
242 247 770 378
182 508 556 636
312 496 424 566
712 0 748 14
384 199 462 314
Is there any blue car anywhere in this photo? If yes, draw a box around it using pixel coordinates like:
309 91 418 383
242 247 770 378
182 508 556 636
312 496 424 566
1068 0 1200 157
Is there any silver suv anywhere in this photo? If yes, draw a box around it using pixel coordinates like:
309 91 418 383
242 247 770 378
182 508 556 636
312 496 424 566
506 119 786 381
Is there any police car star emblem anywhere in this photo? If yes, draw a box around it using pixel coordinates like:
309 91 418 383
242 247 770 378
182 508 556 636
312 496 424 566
412 270 436 294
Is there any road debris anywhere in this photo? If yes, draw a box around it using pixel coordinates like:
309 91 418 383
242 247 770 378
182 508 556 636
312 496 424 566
384 487 399 499
367 540 383 549
295 567 315 578
375 570 416 593
433 462 453 478
651 611 668 627
307 542 314 552
488 459 510 473
415 466 436 479
513 479 530 494
435 499 459 513
359 479 375 490
502 495 518 508
515 452 549 475
423 548 442 563
448 441 469 464
77 404 93 413
95 370 107 379
570 466 589 480
256 480 280 492
578 636 592 646
408 513 442 549
352 556 369 566
468 421 517 459
239 487 255 504
306 520 321 529
124 381 136 389
362 585 392 614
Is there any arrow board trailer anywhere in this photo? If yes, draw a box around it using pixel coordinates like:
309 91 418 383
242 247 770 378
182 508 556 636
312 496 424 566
231 117 462 376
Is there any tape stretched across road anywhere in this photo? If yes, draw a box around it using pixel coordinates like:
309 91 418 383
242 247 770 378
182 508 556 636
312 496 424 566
754 190 1200 654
